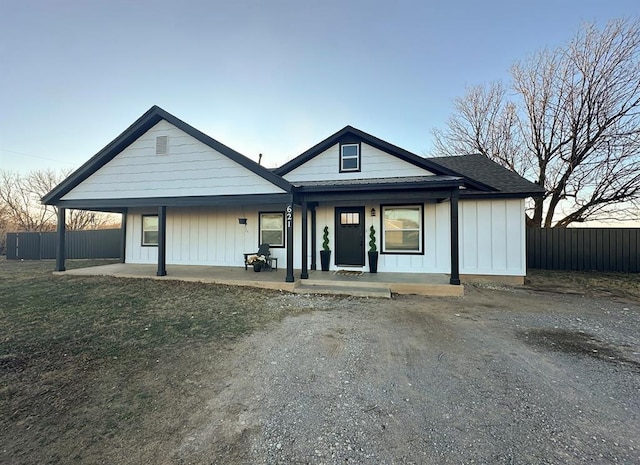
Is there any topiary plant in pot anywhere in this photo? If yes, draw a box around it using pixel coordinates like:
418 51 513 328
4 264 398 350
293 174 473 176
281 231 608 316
368 224 378 273
320 225 331 271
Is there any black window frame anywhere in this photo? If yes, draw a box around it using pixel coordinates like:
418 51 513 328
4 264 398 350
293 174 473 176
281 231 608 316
380 204 424 255
141 214 159 247
258 211 285 248
339 142 361 173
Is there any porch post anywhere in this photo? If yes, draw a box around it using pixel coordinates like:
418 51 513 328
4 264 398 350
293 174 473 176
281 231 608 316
450 188 461 285
301 200 309 279
285 202 294 283
55 207 66 272
119 209 127 264
310 204 317 271
157 206 167 276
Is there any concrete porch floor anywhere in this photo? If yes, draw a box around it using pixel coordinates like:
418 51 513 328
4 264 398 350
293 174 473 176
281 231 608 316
57 263 464 298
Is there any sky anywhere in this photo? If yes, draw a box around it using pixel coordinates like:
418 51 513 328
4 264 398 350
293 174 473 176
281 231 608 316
1 0 638 175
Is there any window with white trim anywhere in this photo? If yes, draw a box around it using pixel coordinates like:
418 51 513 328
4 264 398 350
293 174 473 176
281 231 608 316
382 205 423 253
340 143 360 172
142 215 158 246
259 212 284 247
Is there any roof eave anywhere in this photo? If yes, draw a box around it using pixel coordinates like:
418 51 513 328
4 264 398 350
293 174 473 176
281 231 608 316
42 106 164 204
460 190 545 199
274 126 354 175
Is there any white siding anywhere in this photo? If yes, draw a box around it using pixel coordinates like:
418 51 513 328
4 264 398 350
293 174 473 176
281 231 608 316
309 202 450 273
63 120 284 200
459 198 526 276
284 143 434 182
125 206 287 267
125 198 526 277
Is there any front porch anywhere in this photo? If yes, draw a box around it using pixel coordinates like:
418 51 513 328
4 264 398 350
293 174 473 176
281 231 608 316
57 263 464 298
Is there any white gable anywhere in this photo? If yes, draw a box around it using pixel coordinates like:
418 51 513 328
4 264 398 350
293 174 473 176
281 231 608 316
283 142 434 183
62 120 285 200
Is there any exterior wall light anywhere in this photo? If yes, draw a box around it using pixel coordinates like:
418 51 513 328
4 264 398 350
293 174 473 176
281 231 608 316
370 208 376 217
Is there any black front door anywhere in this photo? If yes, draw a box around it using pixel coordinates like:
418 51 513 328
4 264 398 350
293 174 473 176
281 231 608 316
335 207 365 266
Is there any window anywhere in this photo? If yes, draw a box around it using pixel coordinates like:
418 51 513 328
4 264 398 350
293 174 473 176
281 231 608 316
382 205 423 253
259 212 284 247
340 212 360 225
142 215 158 246
340 143 360 172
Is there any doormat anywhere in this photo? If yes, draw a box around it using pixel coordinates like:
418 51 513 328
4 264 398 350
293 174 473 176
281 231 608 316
334 270 364 276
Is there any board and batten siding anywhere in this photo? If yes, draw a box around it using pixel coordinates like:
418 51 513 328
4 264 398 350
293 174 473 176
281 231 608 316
125 199 526 277
459 199 526 276
126 202 451 272
126 206 287 267
309 202 451 273
284 143 434 182
62 120 284 200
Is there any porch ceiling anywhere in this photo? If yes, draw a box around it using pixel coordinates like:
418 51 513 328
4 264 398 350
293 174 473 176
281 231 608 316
52 193 293 212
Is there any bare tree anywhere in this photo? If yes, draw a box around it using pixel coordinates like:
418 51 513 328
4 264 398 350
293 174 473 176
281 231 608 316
0 170 55 231
0 169 113 232
0 203 9 255
432 18 640 227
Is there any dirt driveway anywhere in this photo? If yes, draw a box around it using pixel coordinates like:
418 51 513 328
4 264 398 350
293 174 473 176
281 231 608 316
170 286 639 464
3 262 639 465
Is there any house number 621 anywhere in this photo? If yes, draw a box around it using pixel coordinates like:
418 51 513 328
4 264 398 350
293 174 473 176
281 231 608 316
286 205 293 228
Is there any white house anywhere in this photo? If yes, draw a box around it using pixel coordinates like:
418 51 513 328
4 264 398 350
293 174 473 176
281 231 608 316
42 106 544 286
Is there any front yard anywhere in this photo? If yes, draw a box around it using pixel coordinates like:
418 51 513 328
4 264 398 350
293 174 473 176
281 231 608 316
1 259 638 464
0 259 309 464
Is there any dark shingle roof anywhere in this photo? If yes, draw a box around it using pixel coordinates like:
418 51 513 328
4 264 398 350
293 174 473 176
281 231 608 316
277 125 543 198
429 154 545 198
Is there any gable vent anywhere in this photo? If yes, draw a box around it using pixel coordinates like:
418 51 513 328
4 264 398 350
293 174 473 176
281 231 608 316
155 135 168 155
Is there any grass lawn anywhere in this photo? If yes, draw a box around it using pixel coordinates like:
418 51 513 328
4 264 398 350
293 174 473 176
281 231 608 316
0 258 308 464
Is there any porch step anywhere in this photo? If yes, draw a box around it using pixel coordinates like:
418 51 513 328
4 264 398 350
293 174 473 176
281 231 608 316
295 283 391 299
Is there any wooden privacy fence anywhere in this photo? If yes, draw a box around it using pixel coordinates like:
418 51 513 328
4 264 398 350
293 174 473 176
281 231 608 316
6 229 121 260
527 228 639 272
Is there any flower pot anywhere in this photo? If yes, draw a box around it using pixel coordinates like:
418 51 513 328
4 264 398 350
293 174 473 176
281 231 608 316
368 251 379 273
253 263 263 272
320 250 331 271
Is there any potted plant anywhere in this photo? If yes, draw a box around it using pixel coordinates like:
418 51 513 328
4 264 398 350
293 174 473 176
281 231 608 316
368 225 378 273
320 225 331 271
246 254 266 272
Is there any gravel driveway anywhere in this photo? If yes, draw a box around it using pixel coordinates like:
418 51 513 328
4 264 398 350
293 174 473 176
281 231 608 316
175 286 639 464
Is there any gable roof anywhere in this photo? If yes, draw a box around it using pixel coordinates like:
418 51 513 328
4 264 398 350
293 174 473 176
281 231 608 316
429 154 545 198
277 126 452 173
275 125 495 192
275 125 549 196
42 106 292 204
